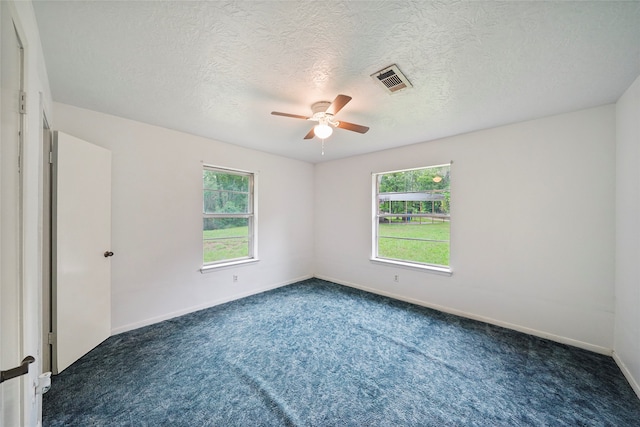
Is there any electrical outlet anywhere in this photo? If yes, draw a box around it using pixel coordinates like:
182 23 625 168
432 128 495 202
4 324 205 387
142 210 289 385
394 274 399 282
233 275 238 282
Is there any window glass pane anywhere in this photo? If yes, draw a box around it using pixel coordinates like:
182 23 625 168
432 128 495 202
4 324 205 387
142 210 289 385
203 170 249 192
203 170 216 190
202 167 255 267
378 220 449 240
375 164 450 268
378 238 449 267
203 190 249 214
203 218 249 263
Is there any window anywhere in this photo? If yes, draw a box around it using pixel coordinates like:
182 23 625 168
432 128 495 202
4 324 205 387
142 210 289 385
373 164 451 272
203 166 256 268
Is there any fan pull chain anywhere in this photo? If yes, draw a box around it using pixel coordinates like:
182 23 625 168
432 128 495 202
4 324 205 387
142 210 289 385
321 139 325 155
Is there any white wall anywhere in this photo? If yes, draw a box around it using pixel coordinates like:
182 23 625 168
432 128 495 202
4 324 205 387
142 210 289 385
615 74 640 397
2 1 53 426
52 102 315 334
315 105 616 353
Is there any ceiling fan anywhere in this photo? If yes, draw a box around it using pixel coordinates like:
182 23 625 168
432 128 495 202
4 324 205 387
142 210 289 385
271 94 369 141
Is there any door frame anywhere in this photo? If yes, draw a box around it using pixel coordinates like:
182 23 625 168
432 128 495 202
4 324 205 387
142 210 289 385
42 114 52 374
0 1 27 424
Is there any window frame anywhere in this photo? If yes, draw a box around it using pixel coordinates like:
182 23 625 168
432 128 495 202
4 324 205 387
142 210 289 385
371 164 452 275
201 165 258 272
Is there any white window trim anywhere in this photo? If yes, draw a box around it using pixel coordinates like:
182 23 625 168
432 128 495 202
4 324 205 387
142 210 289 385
371 163 452 274
369 257 452 276
200 258 259 274
201 165 258 271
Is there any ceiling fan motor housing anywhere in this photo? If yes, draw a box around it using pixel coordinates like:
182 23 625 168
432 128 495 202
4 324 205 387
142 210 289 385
310 101 339 126
311 101 332 115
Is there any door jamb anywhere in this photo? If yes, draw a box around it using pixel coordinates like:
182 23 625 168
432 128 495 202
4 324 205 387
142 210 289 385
41 114 52 374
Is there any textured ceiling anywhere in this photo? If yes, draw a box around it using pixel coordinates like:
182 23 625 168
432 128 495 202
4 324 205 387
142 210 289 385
33 1 640 163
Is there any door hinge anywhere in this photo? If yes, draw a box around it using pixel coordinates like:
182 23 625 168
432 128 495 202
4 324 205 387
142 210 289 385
48 332 56 345
49 151 54 164
19 91 26 114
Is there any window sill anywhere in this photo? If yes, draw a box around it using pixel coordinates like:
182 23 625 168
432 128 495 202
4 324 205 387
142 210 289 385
370 258 453 276
200 258 259 273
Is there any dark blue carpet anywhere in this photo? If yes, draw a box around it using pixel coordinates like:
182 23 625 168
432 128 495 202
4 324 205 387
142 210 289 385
44 278 640 426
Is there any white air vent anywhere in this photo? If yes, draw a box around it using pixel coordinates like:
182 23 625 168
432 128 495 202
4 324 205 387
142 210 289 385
371 64 412 93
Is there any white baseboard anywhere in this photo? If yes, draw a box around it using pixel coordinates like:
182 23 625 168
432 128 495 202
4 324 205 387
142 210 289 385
111 274 313 335
315 274 613 356
613 351 640 400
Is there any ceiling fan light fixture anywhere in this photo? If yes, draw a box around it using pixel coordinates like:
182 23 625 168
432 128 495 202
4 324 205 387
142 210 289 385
314 123 333 139
271 94 368 143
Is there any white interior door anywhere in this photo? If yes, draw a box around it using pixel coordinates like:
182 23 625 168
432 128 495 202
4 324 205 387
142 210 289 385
1 3 27 425
53 131 112 373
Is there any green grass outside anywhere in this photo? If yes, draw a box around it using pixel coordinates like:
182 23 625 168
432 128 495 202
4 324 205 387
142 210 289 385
203 221 450 266
203 226 249 263
378 221 450 266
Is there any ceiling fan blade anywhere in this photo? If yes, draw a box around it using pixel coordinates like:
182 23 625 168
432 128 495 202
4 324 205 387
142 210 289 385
325 94 352 116
271 111 310 120
337 121 370 134
303 128 315 139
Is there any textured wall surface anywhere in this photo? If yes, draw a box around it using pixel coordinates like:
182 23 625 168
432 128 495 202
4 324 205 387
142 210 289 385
34 1 640 163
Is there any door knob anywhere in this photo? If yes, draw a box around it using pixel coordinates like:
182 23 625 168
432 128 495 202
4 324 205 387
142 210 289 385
0 356 35 384
104 251 114 257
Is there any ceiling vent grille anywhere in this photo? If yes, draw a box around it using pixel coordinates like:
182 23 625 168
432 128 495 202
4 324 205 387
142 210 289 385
371 64 412 93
